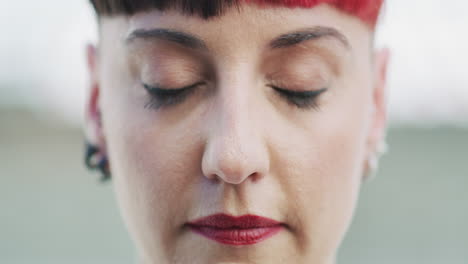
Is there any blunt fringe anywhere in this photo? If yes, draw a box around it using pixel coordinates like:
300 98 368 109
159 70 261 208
89 0 239 19
89 0 383 27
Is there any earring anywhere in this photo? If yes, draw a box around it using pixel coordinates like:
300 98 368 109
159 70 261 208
85 142 111 181
363 140 388 182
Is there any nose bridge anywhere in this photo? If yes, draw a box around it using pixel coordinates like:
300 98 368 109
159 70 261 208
201 74 269 185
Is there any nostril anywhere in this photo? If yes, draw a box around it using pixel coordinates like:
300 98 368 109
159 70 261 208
248 172 262 183
205 173 221 184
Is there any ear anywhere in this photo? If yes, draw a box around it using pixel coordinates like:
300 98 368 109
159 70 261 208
84 44 107 155
367 48 390 156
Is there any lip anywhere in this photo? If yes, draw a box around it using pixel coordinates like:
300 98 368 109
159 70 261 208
186 213 284 245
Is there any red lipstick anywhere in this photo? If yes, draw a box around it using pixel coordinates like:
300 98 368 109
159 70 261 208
187 214 284 245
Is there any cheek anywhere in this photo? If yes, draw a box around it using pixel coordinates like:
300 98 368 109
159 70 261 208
100 84 204 249
278 86 370 253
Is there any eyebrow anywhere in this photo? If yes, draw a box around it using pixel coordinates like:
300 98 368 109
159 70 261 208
125 28 208 50
125 26 349 52
269 26 350 50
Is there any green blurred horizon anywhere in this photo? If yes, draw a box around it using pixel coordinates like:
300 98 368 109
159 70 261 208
1 109 467 264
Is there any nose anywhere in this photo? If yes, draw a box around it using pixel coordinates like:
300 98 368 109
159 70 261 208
201 89 270 185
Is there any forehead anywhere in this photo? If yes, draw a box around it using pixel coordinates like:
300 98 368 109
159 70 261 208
98 3 374 74
117 4 372 52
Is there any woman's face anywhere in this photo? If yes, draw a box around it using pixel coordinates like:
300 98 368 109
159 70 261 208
86 3 387 264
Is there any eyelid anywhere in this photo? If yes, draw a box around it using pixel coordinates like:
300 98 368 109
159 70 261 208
142 81 326 111
271 86 327 97
143 81 204 93
270 85 328 110
142 81 204 110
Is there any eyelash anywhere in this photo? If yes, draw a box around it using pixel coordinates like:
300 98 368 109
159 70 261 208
270 86 327 110
143 82 202 110
143 83 327 111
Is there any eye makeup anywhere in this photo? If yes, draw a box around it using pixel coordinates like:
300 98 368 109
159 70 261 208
143 82 203 110
139 47 331 112
269 85 328 110
143 80 327 112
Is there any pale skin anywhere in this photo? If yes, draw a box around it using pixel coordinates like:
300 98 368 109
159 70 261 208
85 3 389 264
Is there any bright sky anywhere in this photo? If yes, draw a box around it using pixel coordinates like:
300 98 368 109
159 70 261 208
0 0 467 127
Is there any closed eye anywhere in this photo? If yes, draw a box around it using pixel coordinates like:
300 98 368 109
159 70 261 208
270 85 328 110
143 82 203 110
142 82 326 111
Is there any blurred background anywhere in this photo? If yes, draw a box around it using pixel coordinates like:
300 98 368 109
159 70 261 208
0 0 467 263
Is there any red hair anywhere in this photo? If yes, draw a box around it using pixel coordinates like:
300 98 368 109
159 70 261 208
245 0 384 27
